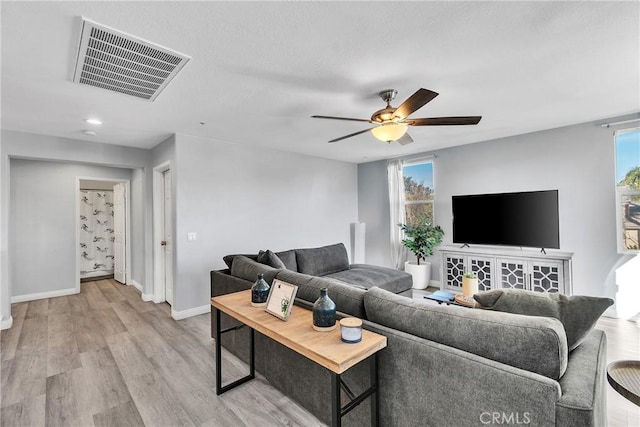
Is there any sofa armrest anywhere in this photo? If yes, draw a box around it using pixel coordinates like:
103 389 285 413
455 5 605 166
556 329 607 426
363 320 562 427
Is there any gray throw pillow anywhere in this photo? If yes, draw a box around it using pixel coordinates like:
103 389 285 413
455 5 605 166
473 289 613 351
257 249 287 269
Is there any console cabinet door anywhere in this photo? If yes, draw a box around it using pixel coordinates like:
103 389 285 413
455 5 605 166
467 256 494 292
443 254 465 291
529 260 564 293
497 258 527 290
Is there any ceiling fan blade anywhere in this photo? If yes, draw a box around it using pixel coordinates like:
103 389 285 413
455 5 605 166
392 88 439 120
396 133 413 146
311 115 372 123
410 116 482 126
328 128 376 143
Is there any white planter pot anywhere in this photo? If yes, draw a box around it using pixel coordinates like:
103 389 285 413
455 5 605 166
404 261 431 290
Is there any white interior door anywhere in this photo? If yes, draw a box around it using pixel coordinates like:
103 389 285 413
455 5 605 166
163 170 174 305
113 183 126 284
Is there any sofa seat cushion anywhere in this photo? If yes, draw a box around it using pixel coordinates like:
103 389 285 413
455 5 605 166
276 270 367 319
324 264 412 294
473 289 614 351
364 287 568 380
295 243 349 276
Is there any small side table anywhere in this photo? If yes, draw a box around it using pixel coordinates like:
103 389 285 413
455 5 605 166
607 360 640 407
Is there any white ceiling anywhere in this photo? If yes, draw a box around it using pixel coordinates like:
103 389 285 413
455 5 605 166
2 1 639 164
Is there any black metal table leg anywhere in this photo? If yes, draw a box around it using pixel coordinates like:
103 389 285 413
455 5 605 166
370 353 379 427
331 372 341 427
215 307 255 395
331 354 379 427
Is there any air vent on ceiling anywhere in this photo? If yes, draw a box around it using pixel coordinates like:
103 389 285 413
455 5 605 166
73 18 190 101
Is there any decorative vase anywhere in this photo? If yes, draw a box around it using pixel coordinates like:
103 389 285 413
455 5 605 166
462 277 479 297
251 273 270 307
404 261 431 290
312 288 336 331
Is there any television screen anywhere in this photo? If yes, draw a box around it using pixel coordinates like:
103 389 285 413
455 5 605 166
452 190 560 249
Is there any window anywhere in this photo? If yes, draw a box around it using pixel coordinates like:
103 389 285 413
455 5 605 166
616 128 640 253
403 161 434 226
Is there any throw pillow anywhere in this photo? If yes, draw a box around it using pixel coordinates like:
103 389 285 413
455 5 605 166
257 249 287 269
473 289 613 351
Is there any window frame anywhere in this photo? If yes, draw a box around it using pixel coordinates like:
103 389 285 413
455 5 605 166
402 158 435 226
615 127 640 254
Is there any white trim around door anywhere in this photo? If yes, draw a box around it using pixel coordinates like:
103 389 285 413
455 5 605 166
153 161 173 304
75 177 131 293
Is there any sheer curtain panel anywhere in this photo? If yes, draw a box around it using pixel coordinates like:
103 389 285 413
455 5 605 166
387 159 406 269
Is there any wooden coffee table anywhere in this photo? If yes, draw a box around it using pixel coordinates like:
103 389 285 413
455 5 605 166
211 290 387 427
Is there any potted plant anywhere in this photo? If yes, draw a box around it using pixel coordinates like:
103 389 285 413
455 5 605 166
462 272 479 297
398 217 444 289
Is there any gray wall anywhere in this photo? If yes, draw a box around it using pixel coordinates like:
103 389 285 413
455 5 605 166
358 117 633 302
172 133 359 312
9 159 133 296
0 130 152 323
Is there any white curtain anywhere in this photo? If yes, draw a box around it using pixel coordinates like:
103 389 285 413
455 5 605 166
387 159 406 270
80 190 115 276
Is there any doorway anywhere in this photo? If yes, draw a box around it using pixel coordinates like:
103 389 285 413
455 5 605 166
153 162 174 305
76 178 131 291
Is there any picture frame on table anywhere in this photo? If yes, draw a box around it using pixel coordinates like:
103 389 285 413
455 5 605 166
265 279 298 321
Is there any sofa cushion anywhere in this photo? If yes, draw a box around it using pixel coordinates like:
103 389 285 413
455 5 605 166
257 250 287 269
230 256 280 284
274 249 298 271
473 289 613 351
325 264 412 294
364 287 568 380
223 253 258 270
295 243 350 276
276 269 367 319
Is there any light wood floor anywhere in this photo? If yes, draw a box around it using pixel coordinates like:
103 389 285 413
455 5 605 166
0 279 322 427
1 280 638 426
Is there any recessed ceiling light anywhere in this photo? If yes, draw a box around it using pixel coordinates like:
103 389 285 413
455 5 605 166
86 118 102 125
84 130 97 136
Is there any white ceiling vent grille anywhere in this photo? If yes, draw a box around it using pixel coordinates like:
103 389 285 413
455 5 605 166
73 18 190 101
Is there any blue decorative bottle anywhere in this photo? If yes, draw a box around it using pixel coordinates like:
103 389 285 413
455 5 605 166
251 273 270 307
313 288 336 331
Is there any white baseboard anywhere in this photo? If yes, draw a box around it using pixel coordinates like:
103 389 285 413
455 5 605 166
171 304 210 320
127 280 153 301
429 279 441 287
1 316 13 330
11 287 77 303
128 279 143 292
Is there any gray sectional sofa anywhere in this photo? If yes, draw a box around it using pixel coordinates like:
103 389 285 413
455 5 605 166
210 243 607 426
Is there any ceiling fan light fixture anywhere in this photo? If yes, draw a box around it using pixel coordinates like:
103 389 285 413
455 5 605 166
371 122 408 143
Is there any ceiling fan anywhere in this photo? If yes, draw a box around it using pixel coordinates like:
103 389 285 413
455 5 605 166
311 88 481 145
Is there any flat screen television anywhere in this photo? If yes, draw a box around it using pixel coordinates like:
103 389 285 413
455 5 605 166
452 190 560 249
